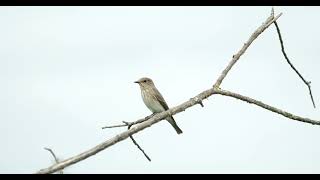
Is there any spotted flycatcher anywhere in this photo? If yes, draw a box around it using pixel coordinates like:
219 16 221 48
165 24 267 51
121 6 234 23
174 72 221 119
134 77 183 134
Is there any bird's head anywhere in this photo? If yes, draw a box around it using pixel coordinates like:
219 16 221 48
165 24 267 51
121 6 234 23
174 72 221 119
134 77 155 89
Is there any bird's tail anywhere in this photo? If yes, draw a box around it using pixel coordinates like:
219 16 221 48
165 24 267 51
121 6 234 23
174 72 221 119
167 117 183 134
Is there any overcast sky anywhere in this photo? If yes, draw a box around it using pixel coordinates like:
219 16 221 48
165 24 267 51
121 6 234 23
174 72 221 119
1 6 320 174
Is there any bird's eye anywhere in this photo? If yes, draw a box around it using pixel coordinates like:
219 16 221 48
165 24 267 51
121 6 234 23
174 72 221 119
143 80 147 83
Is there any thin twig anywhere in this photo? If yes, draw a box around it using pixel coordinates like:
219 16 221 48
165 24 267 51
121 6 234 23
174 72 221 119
103 119 152 161
273 21 316 108
123 122 151 161
44 148 63 174
101 114 155 129
101 124 127 129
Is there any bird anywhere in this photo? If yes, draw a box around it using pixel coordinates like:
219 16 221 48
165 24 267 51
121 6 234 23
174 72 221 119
134 77 183 134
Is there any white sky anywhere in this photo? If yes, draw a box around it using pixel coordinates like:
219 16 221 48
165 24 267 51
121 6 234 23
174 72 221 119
1 6 320 174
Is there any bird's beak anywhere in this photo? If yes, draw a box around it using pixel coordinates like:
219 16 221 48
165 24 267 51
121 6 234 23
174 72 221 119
134 81 139 84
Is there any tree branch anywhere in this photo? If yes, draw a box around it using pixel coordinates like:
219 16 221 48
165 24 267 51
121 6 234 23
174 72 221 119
213 11 282 88
100 10 279 162
273 21 316 108
36 87 216 174
215 88 320 125
36 10 317 174
36 10 283 174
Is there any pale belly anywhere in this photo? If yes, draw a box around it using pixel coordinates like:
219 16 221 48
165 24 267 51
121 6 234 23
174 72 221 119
141 90 165 113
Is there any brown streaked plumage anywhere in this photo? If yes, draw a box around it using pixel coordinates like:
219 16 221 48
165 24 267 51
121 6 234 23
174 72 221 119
134 77 183 134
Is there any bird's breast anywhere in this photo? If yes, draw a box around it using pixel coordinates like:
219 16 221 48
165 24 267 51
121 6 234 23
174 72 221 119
141 88 165 113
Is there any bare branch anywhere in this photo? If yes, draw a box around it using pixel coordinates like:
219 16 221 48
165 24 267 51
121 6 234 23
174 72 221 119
215 88 320 125
213 12 282 88
273 21 316 108
36 10 318 174
36 11 284 174
124 122 151 162
36 87 217 174
128 135 151 161
44 148 63 174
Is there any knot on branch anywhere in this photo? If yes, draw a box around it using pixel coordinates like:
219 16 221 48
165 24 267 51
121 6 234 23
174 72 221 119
190 97 204 107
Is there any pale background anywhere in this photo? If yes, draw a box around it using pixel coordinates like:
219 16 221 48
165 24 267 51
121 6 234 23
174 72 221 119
1 6 319 174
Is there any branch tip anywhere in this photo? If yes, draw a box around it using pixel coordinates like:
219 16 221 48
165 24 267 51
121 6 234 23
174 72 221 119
126 122 151 162
199 101 204 107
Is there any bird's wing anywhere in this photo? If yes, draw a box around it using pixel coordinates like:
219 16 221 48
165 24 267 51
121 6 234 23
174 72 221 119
152 87 170 110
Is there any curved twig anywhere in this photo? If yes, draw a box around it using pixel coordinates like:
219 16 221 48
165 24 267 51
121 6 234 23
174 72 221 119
44 148 63 174
273 21 316 108
124 122 151 161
